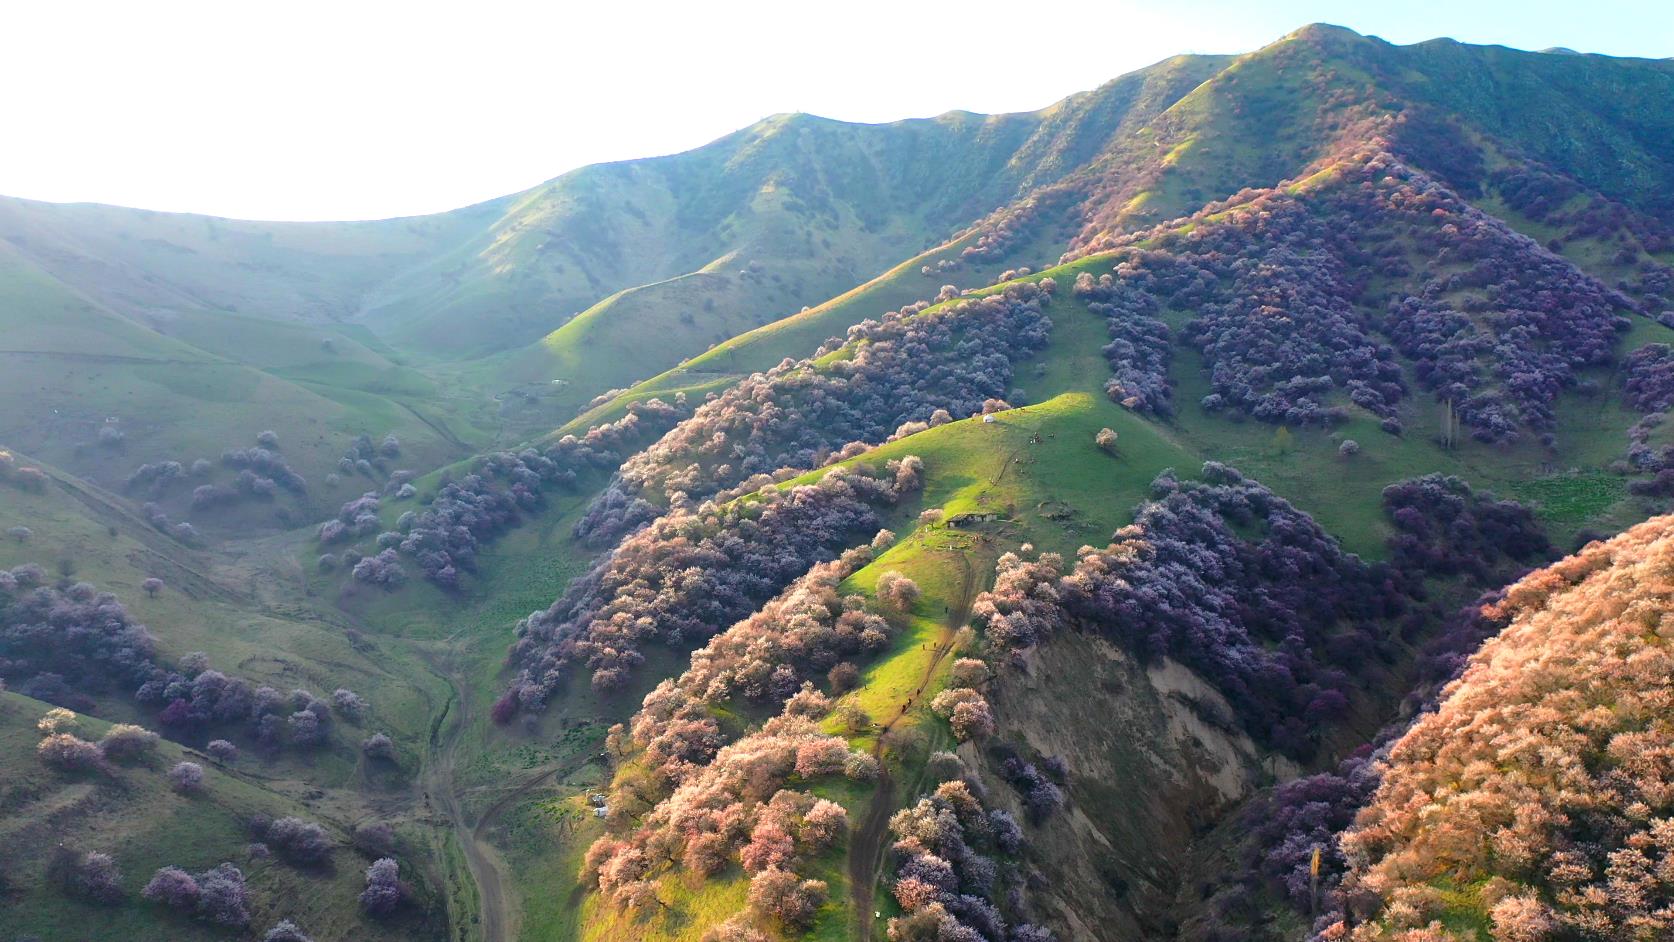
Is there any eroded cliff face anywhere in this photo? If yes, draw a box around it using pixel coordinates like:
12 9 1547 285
970 632 1295 940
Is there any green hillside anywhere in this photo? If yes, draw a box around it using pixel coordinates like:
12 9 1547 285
0 690 445 942
5 22 1674 942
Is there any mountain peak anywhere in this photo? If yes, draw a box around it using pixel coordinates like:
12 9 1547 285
1288 22 1365 42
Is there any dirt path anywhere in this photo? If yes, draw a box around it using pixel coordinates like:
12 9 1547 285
421 644 602 942
848 552 981 942
396 400 472 453
423 651 517 942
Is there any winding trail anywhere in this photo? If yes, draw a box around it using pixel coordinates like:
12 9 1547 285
422 644 603 942
422 649 522 942
848 551 981 942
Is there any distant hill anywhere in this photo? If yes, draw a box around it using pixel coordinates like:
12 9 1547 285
0 53 1228 361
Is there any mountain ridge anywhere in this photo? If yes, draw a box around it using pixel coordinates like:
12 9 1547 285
5 23 1674 942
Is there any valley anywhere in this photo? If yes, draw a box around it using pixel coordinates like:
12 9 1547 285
3 22 1674 942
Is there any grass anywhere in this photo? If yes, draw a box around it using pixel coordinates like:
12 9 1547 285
0 453 457 937
0 691 444 942
470 269 805 435
0 454 441 750
0 337 483 532
553 232 1021 436
4 34 1672 942
14 237 1660 942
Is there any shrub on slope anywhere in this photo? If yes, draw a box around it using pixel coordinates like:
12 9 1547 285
974 463 1407 759
971 466 1549 761
502 459 922 714
1336 514 1674 939
0 565 157 710
1070 152 1632 441
605 280 1053 516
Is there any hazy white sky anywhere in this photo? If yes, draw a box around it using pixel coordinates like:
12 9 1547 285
3 0 1669 221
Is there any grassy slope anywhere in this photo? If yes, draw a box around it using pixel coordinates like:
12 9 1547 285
551 233 1029 438
581 246 1674 937
0 452 445 782
0 457 456 940
0 246 492 521
423 212 1674 937
362 103 1088 360
0 193 489 328
0 691 445 942
1375 31 1674 214
6 28 1673 942
473 54 1237 438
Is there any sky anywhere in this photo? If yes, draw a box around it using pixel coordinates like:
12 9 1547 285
2 0 1669 221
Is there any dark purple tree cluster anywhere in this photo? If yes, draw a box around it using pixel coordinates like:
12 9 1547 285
1636 265 1674 321
1629 468 1674 498
135 655 351 756
1366 163 1627 441
1076 184 1408 426
1625 413 1674 481
143 862 251 928
502 460 920 716
571 483 658 547
1072 270 1174 415
384 471 519 588
359 857 407 916
1066 153 1631 442
1402 590 1513 710
190 483 239 510
331 687 367 721
350 548 406 589
318 491 382 544
0 566 158 711
975 464 1410 759
1060 467 1540 759
337 433 399 480
613 281 1053 511
1187 245 1402 426
260 816 334 867
1624 343 1674 413
361 732 395 760
220 446 306 495
992 748 1066 824
886 778 1051 942
1261 754 1378 908
337 399 685 588
47 847 124 904
137 501 200 545
411 399 686 582
1381 474 1552 582
125 460 186 496
1492 163 1673 256
168 760 205 794
1195 592 1521 939
1156 485 1550 938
